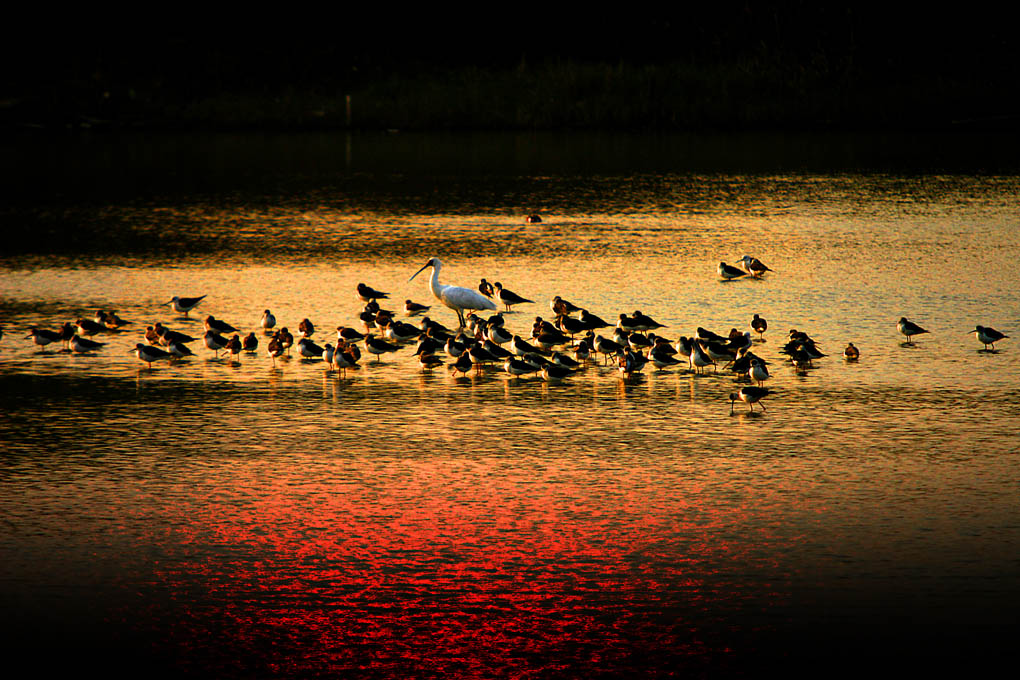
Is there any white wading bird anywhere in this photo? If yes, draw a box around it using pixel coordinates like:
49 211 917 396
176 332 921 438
409 257 497 328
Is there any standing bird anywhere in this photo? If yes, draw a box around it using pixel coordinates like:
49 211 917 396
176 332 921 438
478 279 494 298
493 282 533 312
204 330 229 357
409 257 498 328
225 334 243 363
26 327 63 348
132 343 172 368
298 318 315 338
751 314 768 341
242 332 259 353
898 317 930 344
738 255 775 277
718 262 748 280
267 333 285 367
166 295 206 317
971 325 1008 350
749 358 770 387
843 343 860 360
297 337 325 359
357 283 389 302
551 295 582 316
261 309 276 332
730 387 770 414
364 333 400 362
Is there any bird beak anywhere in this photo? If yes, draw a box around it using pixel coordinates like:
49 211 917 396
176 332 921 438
408 263 429 282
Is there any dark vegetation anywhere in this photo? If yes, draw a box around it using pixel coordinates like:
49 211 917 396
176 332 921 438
2 6 1017 132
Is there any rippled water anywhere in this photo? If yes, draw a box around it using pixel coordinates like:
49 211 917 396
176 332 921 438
1 132 1019 677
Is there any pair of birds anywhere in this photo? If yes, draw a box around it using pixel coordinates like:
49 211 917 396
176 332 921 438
899 317 1009 350
477 278 533 312
719 256 774 280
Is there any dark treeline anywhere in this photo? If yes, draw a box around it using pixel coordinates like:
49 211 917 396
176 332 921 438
3 5 1017 131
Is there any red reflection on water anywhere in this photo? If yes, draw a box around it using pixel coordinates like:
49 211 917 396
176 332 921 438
132 467 791 677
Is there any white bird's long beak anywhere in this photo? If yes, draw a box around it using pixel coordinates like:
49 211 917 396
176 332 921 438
408 263 429 282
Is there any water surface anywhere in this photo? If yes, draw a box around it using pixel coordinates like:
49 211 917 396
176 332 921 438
1 131 1018 677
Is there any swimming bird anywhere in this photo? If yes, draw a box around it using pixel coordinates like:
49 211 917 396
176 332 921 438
493 282 533 312
898 317 929 343
261 309 276 331
204 330 229 357
751 314 768 341
843 343 860 360
525 214 542 223
167 295 206 316
70 334 105 353
410 258 498 327
730 386 769 414
971 325 1008 350
357 283 389 302
718 262 748 280
738 255 774 277
478 279 494 298
132 343 172 368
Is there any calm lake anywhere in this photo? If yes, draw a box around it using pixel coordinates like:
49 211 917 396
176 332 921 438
1 131 1018 677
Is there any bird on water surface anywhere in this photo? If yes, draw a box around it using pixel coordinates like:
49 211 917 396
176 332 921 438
970 325 1008 350
898 317 929 344
167 295 206 317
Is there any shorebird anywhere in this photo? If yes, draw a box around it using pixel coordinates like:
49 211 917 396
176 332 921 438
749 358 770 387
167 295 206 316
75 318 104 337
478 279 494 298
898 317 929 343
242 332 258 353
540 363 575 382
630 310 665 331
738 255 774 277
225 334 243 363
751 314 768 341
204 330 229 357
504 356 540 378
205 315 238 334
166 339 195 359
718 262 748 280
405 299 431 316
843 343 860 360
297 337 324 359
551 295 582 316
451 350 473 377
493 282 533 312
409 258 498 327
70 334 105 353
26 328 62 348
525 214 542 223
336 326 365 343
730 386 769 414
132 343 172 368
261 309 276 331
357 283 389 302
971 325 1008 350
267 334 285 366
298 318 315 338
579 309 610 329
364 333 399 362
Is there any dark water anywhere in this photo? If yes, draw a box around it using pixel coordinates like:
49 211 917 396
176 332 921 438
1 131 1019 677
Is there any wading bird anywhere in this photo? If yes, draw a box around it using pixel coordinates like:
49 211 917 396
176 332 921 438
409 258 498 328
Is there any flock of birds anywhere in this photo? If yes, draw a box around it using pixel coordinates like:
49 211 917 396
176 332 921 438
8 254 1011 415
